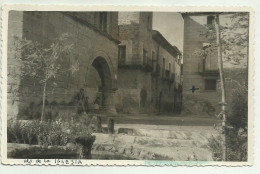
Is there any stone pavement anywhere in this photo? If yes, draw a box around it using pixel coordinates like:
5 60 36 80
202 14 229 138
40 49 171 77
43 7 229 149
92 114 222 160
102 113 221 126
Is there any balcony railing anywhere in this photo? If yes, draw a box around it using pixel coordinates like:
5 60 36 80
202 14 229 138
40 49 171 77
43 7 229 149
118 58 153 72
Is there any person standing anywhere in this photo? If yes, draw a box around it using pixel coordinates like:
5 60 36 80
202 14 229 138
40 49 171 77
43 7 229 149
93 96 100 113
75 88 88 115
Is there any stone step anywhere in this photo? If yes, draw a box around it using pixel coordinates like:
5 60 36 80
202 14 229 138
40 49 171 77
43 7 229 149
92 128 219 160
93 133 216 149
115 127 220 142
93 143 213 161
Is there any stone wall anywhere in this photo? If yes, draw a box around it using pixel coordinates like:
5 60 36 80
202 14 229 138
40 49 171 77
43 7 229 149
115 69 152 114
7 11 119 119
7 11 24 119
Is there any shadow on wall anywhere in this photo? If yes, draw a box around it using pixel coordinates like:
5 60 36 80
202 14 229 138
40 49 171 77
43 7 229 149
18 100 76 121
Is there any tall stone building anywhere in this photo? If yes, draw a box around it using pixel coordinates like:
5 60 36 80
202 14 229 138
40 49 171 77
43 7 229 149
115 12 182 114
182 13 221 116
7 11 120 119
7 11 183 119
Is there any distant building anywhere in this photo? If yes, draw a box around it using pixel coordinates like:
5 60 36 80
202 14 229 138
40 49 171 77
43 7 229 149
115 12 182 114
182 13 221 116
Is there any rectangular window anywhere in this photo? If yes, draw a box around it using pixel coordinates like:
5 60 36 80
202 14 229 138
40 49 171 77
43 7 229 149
205 79 217 90
207 16 215 25
169 63 171 73
99 12 107 32
118 45 126 65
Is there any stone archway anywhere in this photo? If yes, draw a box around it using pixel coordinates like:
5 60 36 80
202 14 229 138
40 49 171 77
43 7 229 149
90 56 117 114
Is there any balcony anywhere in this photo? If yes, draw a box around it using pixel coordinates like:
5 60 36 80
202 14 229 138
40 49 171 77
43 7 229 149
198 58 219 76
118 59 153 72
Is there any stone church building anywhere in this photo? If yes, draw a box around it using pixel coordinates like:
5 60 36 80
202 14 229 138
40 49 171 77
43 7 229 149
7 11 182 119
8 11 120 119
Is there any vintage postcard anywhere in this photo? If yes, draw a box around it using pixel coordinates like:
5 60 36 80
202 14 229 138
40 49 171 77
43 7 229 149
1 5 254 166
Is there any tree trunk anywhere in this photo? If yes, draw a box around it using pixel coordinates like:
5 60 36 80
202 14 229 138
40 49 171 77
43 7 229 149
215 13 227 161
41 79 47 122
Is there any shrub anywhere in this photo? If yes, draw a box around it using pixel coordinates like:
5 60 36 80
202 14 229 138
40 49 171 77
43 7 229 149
7 119 24 143
207 135 223 161
7 115 93 146
226 127 248 161
227 87 248 131
7 119 39 144
207 87 248 161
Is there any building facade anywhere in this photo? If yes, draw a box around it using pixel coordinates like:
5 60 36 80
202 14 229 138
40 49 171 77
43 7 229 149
182 13 221 116
115 12 182 114
8 11 183 119
8 11 120 119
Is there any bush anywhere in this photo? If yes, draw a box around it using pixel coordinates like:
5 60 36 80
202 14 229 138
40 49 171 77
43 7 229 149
227 87 248 161
208 87 248 161
7 116 93 146
207 135 223 161
7 119 39 144
227 87 248 131
226 127 248 161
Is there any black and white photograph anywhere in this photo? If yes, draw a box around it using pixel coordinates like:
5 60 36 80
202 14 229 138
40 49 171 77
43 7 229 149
1 5 253 165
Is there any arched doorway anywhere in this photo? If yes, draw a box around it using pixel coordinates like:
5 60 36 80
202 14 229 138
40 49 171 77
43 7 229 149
88 56 116 114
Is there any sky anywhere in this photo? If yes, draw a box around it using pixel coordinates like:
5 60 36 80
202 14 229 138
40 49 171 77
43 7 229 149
153 12 184 52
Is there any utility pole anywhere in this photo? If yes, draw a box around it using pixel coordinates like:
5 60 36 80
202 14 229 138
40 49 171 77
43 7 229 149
215 13 227 161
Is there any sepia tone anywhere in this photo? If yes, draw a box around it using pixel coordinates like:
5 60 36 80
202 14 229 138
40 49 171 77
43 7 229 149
3 9 250 163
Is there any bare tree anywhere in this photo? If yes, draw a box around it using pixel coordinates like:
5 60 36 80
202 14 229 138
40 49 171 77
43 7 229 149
13 33 79 121
194 12 249 161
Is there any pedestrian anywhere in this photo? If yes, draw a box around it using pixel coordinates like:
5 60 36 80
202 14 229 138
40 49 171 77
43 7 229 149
93 96 100 114
75 88 87 115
